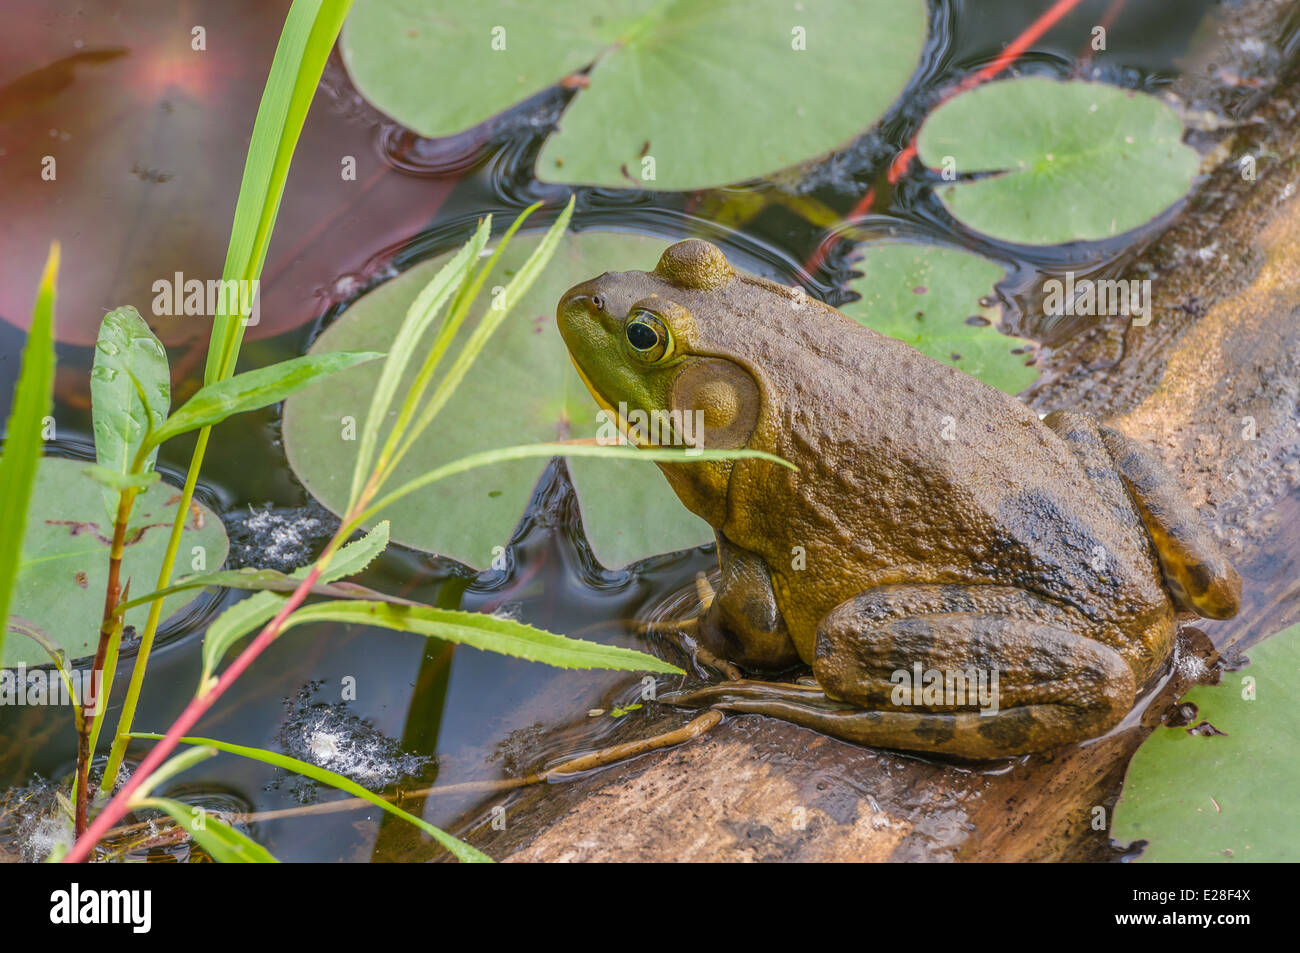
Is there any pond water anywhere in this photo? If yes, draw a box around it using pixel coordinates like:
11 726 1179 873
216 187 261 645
0 0 1283 861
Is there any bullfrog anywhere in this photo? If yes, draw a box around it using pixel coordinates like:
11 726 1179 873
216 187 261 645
556 239 1241 757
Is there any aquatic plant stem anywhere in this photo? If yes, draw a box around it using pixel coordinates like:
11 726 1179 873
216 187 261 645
75 487 136 835
99 428 212 789
64 548 334 862
99 0 351 797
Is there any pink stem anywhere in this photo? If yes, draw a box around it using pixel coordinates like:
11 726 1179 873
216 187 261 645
63 564 325 863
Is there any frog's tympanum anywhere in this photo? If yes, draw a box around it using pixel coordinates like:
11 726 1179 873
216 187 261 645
556 240 1241 757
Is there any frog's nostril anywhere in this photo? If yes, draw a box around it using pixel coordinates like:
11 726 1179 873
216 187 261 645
591 294 605 311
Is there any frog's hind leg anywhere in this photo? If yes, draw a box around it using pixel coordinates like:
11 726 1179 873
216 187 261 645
1094 425 1242 619
664 585 1135 758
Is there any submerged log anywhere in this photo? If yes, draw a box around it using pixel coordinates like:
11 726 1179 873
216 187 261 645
455 2 1300 862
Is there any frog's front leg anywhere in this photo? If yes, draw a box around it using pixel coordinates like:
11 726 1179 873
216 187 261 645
694 532 802 671
1095 424 1242 619
666 584 1135 758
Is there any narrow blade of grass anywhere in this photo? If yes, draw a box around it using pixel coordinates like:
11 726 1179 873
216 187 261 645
131 734 489 863
96 0 358 817
282 600 685 674
358 441 795 528
389 197 575 472
146 350 382 451
208 0 355 384
348 218 490 507
373 203 540 486
0 243 58 666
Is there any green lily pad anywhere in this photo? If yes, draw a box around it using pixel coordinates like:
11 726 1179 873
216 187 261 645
3 456 229 668
1112 624 1300 862
916 78 1199 245
282 229 714 571
341 0 927 190
840 243 1039 394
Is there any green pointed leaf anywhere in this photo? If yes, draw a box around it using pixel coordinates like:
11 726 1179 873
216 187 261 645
840 242 1039 394
1112 624 1300 862
200 522 389 684
133 734 489 862
342 0 927 190
147 350 383 451
917 78 1199 245
283 230 717 569
0 244 58 666
283 600 682 673
2 457 228 667
90 306 170 517
351 217 490 504
138 796 280 863
207 0 355 383
121 567 409 613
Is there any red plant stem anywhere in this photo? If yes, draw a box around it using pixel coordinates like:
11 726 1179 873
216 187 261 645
75 490 135 835
803 0 1089 275
62 562 326 863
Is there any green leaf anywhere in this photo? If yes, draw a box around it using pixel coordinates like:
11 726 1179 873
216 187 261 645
284 229 719 569
1112 624 1300 862
138 797 280 863
383 199 574 482
350 216 490 505
282 600 683 674
90 306 170 517
120 567 407 613
0 244 58 667
341 0 927 190
361 441 794 523
917 78 1199 245
2 457 228 667
200 522 390 684
208 0 355 383
147 350 383 451
840 243 1039 394
133 734 489 862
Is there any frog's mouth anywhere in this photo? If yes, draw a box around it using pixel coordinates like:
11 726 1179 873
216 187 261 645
567 355 652 449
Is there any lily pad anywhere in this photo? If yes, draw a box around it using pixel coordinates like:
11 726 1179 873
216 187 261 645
1112 625 1300 862
3 456 228 668
341 0 927 190
282 229 714 571
839 243 1038 394
916 78 1199 245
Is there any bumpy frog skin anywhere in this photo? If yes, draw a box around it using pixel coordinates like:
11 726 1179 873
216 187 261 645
557 240 1241 758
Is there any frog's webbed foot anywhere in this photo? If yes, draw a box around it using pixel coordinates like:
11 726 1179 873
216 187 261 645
635 573 743 680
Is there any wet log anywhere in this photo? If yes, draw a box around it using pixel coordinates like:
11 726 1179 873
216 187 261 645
457 1 1300 862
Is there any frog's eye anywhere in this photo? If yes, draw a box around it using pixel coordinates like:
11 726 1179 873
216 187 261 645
624 310 671 362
